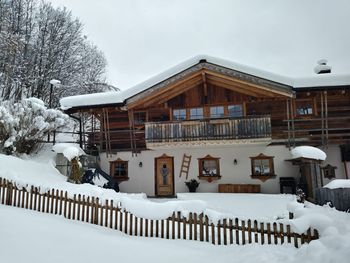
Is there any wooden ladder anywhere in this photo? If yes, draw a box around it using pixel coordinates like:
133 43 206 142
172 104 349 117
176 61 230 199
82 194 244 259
179 154 192 179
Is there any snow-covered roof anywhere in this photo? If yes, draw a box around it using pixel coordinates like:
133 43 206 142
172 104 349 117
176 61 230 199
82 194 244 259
290 146 327 161
60 55 350 110
52 143 85 160
324 179 350 189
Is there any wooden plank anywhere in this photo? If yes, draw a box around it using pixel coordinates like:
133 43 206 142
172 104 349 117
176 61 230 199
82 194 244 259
145 218 149 237
273 222 278 244
260 222 265 244
109 200 113 229
242 220 246 245
151 219 154 237
287 225 291 243
189 213 193 240
280 223 285 244
50 189 54 214
247 220 252 244
134 216 138 236
81 195 85 222
199 214 204 242
223 219 227 245
124 211 128 234
217 219 221 245
155 219 159 237
211 223 215 245
105 199 109 227
204 69 293 98
254 220 258 243
267 223 271 244
177 212 181 239
72 194 76 220
166 218 170 239
171 215 175 239
127 71 203 109
193 213 198 241
129 213 133 235
235 218 239 244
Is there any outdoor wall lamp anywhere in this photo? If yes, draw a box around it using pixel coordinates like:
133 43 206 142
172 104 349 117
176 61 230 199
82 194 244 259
139 162 143 167
233 158 238 165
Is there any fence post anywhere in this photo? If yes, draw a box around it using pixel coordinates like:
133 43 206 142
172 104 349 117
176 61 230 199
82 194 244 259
94 198 99 225
6 181 13 206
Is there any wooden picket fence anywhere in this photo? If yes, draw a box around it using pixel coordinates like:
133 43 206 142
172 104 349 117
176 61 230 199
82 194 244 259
0 178 318 247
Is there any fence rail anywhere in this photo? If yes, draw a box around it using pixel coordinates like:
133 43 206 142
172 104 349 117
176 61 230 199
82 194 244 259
0 178 318 247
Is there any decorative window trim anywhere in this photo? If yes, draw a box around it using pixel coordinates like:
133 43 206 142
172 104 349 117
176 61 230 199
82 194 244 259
109 158 129 181
250 153 276 182
198 155 221 182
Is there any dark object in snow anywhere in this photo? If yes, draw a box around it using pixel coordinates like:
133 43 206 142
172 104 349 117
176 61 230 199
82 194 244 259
279 177 296 194
315 187 350 212
82 167 119 192
185 179 199 193
296 188 306 203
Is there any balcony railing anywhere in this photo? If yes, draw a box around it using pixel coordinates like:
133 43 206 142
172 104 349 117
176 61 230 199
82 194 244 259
145 115 271 143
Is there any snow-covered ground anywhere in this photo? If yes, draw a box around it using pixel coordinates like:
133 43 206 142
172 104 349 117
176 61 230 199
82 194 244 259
0 151 350 262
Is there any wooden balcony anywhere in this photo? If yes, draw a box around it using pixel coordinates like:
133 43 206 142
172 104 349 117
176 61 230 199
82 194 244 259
145 115 271 146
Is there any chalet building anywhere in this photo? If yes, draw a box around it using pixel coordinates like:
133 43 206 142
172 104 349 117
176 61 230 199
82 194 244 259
60 56 350 197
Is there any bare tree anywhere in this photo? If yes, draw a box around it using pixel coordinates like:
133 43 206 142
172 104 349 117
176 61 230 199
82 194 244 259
0 0 112 106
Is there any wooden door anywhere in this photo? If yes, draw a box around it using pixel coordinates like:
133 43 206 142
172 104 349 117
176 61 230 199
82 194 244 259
155 154 174 196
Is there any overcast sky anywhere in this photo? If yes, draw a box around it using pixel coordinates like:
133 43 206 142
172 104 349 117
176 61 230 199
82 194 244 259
50 0 350 90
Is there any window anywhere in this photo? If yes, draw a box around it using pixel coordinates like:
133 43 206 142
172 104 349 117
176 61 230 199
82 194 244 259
134 111 146 125
295 100 314 116
228 104 243 118
173 109 186 121
321 164 337 179
250 153 275 181
190 107 204 120
210 106 225 118
110 158 129 181
198 155 221 182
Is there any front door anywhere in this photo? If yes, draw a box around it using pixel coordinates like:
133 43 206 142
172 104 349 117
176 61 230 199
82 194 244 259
155 154 174 196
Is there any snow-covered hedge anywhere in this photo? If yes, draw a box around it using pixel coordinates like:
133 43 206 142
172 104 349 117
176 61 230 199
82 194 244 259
0 98 70 154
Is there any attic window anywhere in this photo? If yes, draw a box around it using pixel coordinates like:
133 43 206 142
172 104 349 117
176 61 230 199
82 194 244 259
190 107 204 120
134 111 147 125
173 109 186 121
295 99 314 116
210 106 224 118
228 104 243 118
110 158 129 181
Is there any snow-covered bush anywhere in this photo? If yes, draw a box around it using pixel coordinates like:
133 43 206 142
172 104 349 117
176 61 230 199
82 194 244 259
0 98 70 155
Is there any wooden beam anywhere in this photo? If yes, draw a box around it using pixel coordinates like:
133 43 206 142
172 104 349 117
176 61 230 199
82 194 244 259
155 79 203 106
139 76 202 108
204 69 294 98
127 71 203 109
202 72 208 97
206 75 265 97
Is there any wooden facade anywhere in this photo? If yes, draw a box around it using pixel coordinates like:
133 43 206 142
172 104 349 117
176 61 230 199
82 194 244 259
65 61 350 155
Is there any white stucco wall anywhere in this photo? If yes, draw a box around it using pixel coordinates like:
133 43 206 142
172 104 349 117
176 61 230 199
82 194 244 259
99 144 347 196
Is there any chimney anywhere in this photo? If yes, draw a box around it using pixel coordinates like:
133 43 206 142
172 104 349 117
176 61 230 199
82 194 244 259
314 59 332 74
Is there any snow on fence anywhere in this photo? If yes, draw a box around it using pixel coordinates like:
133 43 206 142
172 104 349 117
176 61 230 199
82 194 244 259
0 178 318 248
